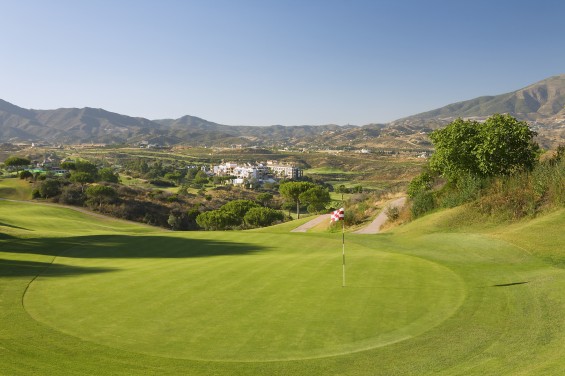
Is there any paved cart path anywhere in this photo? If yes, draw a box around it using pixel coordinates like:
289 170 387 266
353 197 406 234
290 214 331 232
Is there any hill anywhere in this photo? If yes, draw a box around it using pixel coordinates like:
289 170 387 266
396 74 565 123
0 99 364 148
1 74 564 148
389 74 565 147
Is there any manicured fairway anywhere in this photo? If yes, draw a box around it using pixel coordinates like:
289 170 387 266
1 200 565 375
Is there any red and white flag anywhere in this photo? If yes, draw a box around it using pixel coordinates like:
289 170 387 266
330 208 345 222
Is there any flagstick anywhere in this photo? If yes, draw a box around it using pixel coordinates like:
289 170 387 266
342 218 345 287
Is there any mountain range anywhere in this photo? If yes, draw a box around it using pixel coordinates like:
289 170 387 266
1 74 564 149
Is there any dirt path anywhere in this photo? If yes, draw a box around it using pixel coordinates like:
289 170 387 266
353 197 406 234
290 214 331 232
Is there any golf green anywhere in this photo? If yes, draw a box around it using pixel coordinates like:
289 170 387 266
24 233 465 361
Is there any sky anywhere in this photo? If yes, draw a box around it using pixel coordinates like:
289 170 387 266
1 0 564 126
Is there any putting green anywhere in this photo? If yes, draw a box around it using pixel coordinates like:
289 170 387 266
24 233 465 361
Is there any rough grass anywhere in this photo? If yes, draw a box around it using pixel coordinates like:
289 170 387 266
1 201 565 375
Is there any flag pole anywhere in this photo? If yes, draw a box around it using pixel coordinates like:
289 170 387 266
342 217 345 287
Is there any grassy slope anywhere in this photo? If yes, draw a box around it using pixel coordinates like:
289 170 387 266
1 201 565 375
0 178 32 200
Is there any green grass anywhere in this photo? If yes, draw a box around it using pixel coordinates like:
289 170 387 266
1 201 565 374
0 177 33 200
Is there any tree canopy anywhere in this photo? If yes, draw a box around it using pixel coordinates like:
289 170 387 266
429 114 539 181
4 156 31 172
299 186 331 213
85 185 117 207
99 168 119 183
278 181 315 218
244 207 284 228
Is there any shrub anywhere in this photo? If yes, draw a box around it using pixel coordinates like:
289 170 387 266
385 205 400 221
437 173 485 208
85 185 117 208
411 191 435 219
220 200 259 218
407 171 434 198
244 207 284 228
36 179 62 199
59 185 86 206
149 179 176 187
196 210 239 230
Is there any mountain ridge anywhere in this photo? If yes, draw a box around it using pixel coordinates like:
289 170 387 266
1 74 564 148
391 74 565 127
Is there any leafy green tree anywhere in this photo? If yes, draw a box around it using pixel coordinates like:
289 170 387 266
407 170 434 198
194 170 209 185
279 181 315 218
474 114 540 176
281 201 295 216
85 185 117 207
244 207 284 227
219 200 259 226
3 156 31 173
429 118 482 181
220 199 259 217
167 208 186 230
37 179 61 198
335 185 349 193
299 186 331 213
60 161 76 170
19 170 33 180
430 114 539 181
75 160 98 175
256 192 274 207
59 185 86 206
70 171 95 191
196 210 239 230
99 167 119 183
164 171 183 185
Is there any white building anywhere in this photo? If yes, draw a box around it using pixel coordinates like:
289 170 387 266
212 161 302 184
266 161 303 179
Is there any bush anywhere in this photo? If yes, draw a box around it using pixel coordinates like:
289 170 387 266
85 185 117 208
385 206 400 221
437 173 485 208
149 179 176 187
411 191 435 219
59 185 86 206
196 210 239 230
407 171 434 198
244 207 284 228
220 200 259 218
19 170 33 180
36 179 62 198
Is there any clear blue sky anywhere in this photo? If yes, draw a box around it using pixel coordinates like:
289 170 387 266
1 0 564 126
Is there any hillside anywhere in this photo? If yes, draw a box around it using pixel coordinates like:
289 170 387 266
0 99 365 148
1 74 564 148
389 74 565 147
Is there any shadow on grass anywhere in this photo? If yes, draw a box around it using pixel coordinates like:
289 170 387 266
493 281 529 287
0 221 31 231
5 235 269 259
0 258 115 277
